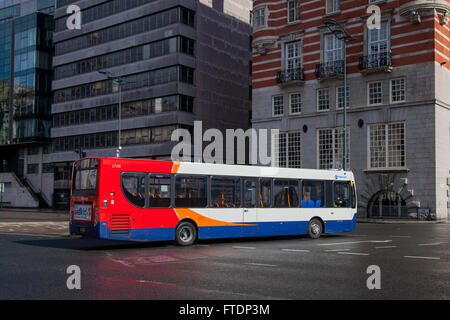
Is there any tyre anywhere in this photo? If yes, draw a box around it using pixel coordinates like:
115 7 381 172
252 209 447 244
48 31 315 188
175 221 197 246
307 218 323 239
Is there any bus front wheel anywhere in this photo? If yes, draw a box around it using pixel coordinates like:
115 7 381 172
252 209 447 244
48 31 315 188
307 218 323 239
175 221 197 246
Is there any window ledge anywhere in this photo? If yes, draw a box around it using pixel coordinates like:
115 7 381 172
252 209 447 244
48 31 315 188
364 168 410 173
367 0 387 6
287 20 302 26
324 10 341 18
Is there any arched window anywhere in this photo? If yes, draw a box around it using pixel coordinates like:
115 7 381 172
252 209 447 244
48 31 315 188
368 190 407 218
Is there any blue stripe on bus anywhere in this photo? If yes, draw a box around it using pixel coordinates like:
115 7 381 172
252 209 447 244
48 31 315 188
72 214 357 242
106 214 357 241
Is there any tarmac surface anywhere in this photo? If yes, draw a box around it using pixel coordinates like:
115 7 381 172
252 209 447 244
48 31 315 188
0 209 448 300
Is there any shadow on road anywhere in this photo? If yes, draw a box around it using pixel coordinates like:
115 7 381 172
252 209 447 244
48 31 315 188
14 233 344 251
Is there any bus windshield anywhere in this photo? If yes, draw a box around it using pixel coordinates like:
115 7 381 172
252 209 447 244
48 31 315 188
72 158 99 196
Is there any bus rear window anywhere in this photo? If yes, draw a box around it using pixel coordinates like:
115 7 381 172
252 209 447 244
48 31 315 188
72 159 99 195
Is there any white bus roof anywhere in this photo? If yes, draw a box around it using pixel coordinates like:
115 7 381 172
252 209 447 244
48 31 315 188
176 161 354 181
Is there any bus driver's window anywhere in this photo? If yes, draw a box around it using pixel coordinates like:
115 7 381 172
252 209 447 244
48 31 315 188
334 182 351 208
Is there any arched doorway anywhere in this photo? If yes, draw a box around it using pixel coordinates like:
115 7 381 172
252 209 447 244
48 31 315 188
368 190 407 218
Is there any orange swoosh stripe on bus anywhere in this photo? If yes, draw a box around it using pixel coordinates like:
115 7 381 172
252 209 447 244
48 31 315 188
174 208 251 227
171 161 181 174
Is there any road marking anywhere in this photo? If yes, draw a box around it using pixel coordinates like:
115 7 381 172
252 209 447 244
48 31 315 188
324 248 351 252
337 252 369 256
375 246 397 249
100 276 177 287
417 242 445 246
318 240 392 246
281 249 310 253
404 256 440 260
232 246 256 250
244 262 277 267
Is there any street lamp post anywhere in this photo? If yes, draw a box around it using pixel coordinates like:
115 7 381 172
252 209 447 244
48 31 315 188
323 19 355 171
98 70 123 158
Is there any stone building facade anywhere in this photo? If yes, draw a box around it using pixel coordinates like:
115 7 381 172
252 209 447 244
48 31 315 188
251 0 450 220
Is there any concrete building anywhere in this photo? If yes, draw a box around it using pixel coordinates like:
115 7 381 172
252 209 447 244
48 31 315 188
251 0 450 221
51 0 252 209
0 0 55 208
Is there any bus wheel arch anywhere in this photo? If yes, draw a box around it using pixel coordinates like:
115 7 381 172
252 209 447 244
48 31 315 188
307 217 324 239
174 219 198 246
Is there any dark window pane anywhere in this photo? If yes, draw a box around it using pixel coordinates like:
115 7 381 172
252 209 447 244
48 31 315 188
274 180 299 208
302 181 324 208
210 177 241 208
121 173 146 208
259 179 271 208
148 174 172 208
175 175 207 208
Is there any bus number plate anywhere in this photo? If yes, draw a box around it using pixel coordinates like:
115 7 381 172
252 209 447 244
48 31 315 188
74 204 92 221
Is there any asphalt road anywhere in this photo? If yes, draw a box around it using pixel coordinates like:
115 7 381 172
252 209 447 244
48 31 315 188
0 211 448 300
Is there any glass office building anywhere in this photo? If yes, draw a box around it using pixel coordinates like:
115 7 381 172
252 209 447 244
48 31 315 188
0 0 55 208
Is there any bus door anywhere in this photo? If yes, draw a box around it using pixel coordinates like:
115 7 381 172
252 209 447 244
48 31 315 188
242 178 258 234
331 181 354 231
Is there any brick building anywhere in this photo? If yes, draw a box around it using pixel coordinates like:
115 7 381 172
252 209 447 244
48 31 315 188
251 0 450 220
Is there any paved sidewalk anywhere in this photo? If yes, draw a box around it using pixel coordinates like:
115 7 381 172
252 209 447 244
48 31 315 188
0 209 69 222
0 209 69 236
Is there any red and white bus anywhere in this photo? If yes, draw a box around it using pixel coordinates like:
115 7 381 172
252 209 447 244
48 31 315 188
70 157 357 245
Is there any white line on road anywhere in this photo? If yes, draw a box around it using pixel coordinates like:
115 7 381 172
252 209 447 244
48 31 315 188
338 252 370 256
404 256 441 260
232 246 256 250
375 246 397 249
318 240 392 246
281 249 310 253
417 242 445 246
324 248 351 252
244 262 277 267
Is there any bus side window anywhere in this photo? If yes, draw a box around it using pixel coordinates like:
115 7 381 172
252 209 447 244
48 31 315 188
175 175 207 208
302 180 324 208
274 180 299 208
148 174 171 208
334 182 351 208
244 179 257 208
121 173 146 208
259 179 271 208
210 177 241 208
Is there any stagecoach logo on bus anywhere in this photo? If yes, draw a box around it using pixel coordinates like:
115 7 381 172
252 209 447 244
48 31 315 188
171 121 281 167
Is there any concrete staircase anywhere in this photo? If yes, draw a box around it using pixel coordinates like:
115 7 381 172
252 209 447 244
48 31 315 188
0 172 39 208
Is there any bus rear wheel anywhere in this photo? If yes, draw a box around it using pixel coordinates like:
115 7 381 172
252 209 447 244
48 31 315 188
175 221 197 246
307 218 323 239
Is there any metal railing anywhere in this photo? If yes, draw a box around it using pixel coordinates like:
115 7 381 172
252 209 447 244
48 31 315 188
359 52 392 70
315 60 344 79
276 67 305 84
